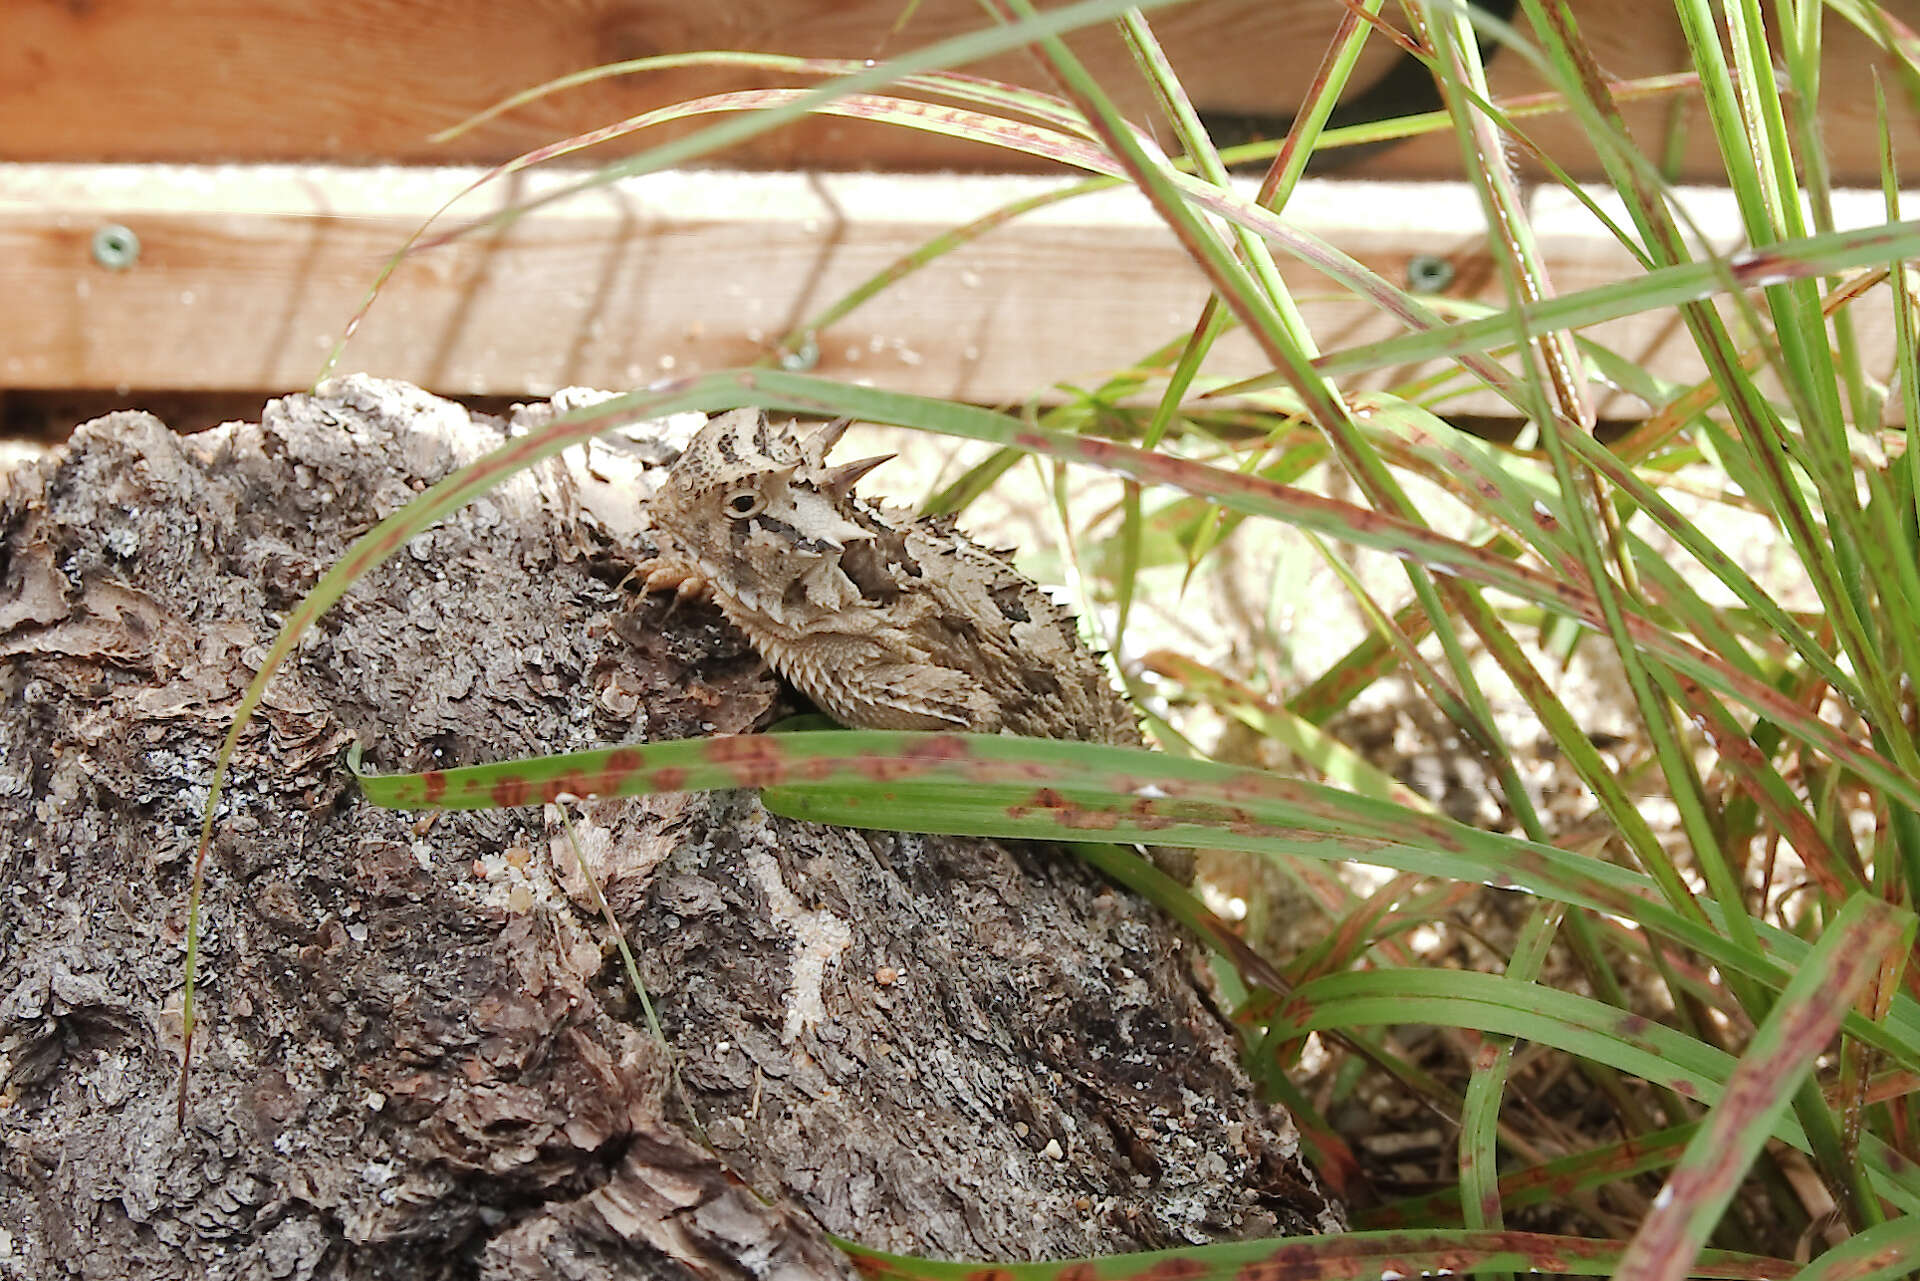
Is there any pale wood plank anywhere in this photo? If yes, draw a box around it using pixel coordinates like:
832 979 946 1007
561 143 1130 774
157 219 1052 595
2 0 1914 185
0 164 1909 423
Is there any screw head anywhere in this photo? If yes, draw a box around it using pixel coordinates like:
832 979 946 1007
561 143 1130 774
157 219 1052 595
1406 253 1454 294
91 223 141 271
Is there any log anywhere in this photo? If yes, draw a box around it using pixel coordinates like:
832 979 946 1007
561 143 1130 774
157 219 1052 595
0 378 1338 1278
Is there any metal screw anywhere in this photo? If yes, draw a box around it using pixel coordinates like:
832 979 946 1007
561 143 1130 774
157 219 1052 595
91 223 140 271
1406 253 1454 294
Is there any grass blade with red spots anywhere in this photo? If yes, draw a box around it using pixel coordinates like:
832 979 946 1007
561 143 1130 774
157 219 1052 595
1785 1215 1920 1280
1297 218 1920 383
175 373 771 1115
1615 895 1913 1278
347 728 1920 1077
832 1226 1793 1279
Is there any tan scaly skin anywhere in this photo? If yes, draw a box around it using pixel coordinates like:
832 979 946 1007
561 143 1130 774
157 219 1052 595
637 409 1197 879
638 409 1147 750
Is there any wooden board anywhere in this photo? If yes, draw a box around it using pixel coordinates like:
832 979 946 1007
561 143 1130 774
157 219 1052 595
2 163 1910 421
2 0 1916 185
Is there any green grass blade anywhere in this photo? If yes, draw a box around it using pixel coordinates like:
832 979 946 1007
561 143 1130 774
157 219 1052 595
1308 219 1920 381
835 1228 1794 1279
347 727 1920 1069
1786 1214 1920 1280
1459 902 1564 1257
1615 896 1912 1274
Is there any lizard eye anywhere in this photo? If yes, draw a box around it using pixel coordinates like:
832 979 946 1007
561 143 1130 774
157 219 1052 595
724 489 766 519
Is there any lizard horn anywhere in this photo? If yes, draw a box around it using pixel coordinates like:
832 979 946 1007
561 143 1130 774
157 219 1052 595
819 453 894 497
802 417 855 464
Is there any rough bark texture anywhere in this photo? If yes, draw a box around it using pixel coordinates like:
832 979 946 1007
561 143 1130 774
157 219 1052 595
0 377 1339 1280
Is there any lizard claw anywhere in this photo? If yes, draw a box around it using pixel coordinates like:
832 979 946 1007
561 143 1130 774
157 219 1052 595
630 558 711 618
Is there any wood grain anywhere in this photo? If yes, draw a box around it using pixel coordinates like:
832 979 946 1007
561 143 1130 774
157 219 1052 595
3 0 1915 184
2 164 1909 421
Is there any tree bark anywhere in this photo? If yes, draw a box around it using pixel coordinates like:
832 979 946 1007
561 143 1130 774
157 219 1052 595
0 377 1339 1280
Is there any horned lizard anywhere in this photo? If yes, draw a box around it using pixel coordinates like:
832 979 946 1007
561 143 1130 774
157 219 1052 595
636 409 1145 749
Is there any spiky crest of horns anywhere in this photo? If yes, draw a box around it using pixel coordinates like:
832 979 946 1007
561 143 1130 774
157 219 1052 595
671 411 891 496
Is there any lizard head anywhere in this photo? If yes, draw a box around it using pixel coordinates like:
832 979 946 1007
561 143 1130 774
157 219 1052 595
648 409 896 592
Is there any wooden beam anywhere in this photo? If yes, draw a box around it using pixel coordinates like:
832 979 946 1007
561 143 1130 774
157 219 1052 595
0 164 1909 421
0 0 1392 170
2 0 1914 185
